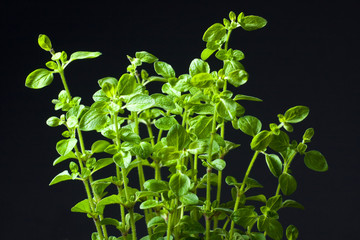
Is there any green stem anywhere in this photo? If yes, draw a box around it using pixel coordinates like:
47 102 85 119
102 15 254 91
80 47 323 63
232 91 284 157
166 212 172 240
229 151 260 240
224 29 233 52
129 208 137 240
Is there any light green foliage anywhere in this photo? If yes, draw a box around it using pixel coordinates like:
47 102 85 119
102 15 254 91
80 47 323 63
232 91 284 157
26 11 326 240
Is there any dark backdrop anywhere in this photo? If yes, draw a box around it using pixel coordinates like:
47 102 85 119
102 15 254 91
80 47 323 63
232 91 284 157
2 0 359 239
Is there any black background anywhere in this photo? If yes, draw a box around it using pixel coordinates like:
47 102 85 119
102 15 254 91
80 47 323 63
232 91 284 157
2 0 359 239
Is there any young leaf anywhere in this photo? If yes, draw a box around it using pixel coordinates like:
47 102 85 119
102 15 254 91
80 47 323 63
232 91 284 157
79 108 109 131
117 73 137 96
258 217 283 240
49 170 73 186
228 69 248 87
38 34 52 51
238 115 262 137
265 154 283 177
286 225 299 240
91 140 111 153
189 58 210 77
56 138 78 156
166 124 191 150
46 116 62 127
216 98 237 121
239 15 267 31
201 48 216 61
113 151 132 169
135 51 158 63
133 142 153 159
190 115 213 139
143 179 169 193
69 51 102 62
303 128 314 143
169 172 191 197
154 116 178 130
25 69 54 89
202 23 226 43
147 216 166 228
279 173 297 195
283 106 309 123
210 159 226 171
231 207 258 229
180 192 199 205
125 94 155 112
71 199 92 214
268 131 290 152
250 130 273 151
233 94 262 102
266 195 283 211
304 150 328 172
139 199 161 209
190 72 214 88
154 61 175 78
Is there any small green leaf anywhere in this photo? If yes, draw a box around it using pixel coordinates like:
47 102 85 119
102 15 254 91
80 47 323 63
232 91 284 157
216 98 237 121
191 72 214 88
125 94 155 112
25 68 54 89
189 58 210 77
228 69 248 87
279 173 297 195
133 142 153 159
38 34 52 51
56 138 78 156
238 115 262 137
166 124 191 151
250 130 273 151
92 158 114 173
239 15 267 31
91 140 111 153
189 115 213 139
231 207 258 229
117 73 137 96
135 51 158 63
258 217 283 240
139 199 161 209
154 61 175 78
144 179 169 193
179 215 205 234
210 159 226 171
203 23 226 43
233 94 262 102
283 106 309 123
266 195 283 211
180 192 199 205
169 172 191 197
269 131 290 152
71 199 92 214
96 195 122 214
304 150 328 172
147 216 166 228
303 128 314 143
286 225 299 240
265 154 283 177
46 116 62 127
49 170 73 186
282 200 304 210
113 151 132 169
79 108 109 131
201 48 216 60
154 116 178 130
69 51 102 62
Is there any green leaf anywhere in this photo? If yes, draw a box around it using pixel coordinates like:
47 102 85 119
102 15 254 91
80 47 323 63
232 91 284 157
286 225 299 240
166 124 191 150
239 15 267 31
38 34 52 51
25 68 54 89
100 218 121 228
69 51 102 62
282 200 304 210
56 138 78 156
303 128 314 143
304 150 328 172
201 48 216 61
139 199 161 209
113 151 132 169
265 154 283 177
152 94 176 111
187 140 207 155
136 51 158 63
49 170 73 186
283 106 309 123
154 116 178 130
189 58 210 77
125 94 155 112
266 195 283 211
228 69 248 87
117 73 137 96
79 108 109 131
234 94 262 102
143 179 169 193
133 142 153 159
169 172 191 197
279 173 297 195
71 199 92 214
96 195 122 214
179 215 205 234
269 131 290 152
231 207 258 229
250 130 273 151
53 151 77 166
258 217 283 240
238 115 262 137
216 98 237 121
46 116 62 127
180 192 199 205
246 194 267 203
202 23 226 43
191 72 214 88
91 140 111 153
250 232 266 240
210 159 226 171
189 115 213 139
147 216 166 228
154 61 175 78
224 60 244 75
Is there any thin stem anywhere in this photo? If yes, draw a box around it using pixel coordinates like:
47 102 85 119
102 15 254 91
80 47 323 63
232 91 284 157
229 151 260 240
